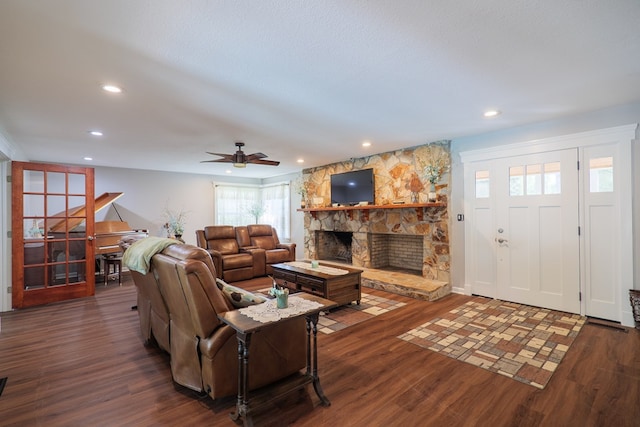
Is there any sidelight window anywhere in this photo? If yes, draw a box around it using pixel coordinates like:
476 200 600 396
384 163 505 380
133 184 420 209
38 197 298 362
589 157 613 192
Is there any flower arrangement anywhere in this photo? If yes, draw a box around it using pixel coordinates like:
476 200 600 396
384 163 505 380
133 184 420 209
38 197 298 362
293 175 309 198
293 174 310 207
420 146 450 185
163 206 188 237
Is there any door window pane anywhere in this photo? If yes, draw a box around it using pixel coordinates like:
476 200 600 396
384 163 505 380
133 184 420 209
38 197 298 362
509 166 524 196
23 194 44 217
24 170 44 192
68 173 85 194
589 157 613 192
526 164 542 195
475 170 490 198
47 171 66 194
544 162 561 194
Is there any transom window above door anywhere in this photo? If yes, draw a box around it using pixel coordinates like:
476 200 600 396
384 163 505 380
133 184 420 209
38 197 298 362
509 162 561 196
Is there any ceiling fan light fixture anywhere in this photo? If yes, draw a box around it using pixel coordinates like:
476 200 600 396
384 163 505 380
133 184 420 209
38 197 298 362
233 162 247 168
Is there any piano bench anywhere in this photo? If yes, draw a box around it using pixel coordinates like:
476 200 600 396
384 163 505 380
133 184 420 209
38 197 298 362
103 255 123 286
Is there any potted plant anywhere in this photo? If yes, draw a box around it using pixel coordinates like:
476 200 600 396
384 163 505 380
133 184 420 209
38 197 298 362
293 175 309 208
422 149 450 202
163 206 188 240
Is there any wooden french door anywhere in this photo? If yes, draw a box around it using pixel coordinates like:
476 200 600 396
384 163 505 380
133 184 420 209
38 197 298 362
11 162 95 308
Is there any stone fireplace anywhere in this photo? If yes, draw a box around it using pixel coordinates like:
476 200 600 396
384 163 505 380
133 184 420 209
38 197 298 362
316 230 424 275
304 205 449 282
299 140 451 283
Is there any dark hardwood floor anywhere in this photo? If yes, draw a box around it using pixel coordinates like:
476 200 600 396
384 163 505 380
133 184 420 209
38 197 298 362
0 275 638 426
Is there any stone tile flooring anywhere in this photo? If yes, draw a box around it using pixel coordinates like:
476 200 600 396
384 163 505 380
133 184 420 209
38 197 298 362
398 298 585 389
317 292 407 334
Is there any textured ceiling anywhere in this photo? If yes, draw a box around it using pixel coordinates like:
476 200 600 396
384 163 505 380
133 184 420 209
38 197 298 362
1 0 639 178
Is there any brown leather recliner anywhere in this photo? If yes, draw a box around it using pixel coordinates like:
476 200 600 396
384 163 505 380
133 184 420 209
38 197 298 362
196 225 266 282
120 236 170 353
151 244 306 398
131 270 171 353
240 224 296 274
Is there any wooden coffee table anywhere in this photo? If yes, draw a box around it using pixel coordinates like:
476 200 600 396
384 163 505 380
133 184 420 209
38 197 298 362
271 261 362 306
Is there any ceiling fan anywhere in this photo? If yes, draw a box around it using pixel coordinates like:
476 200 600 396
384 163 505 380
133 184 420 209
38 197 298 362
201 141 280 168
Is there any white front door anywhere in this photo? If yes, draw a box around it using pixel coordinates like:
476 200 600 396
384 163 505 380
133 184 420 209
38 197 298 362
462 124 636 324
494 149 580 313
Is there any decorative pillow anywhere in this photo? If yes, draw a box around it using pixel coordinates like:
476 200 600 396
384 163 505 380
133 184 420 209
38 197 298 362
216 278 268 308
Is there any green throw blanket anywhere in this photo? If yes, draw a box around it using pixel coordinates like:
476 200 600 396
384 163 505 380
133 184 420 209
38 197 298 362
123 236 179 274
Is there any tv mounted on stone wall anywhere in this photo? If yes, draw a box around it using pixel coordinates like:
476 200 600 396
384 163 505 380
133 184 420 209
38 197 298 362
330 169 375 206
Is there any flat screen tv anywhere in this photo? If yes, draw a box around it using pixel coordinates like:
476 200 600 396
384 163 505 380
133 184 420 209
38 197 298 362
330 169 375 206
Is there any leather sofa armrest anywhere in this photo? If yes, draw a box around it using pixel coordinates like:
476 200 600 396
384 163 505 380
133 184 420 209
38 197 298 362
243 247 266 277
199 324 236 359
276 243 296 260
206 249 224 279
195 229 206 248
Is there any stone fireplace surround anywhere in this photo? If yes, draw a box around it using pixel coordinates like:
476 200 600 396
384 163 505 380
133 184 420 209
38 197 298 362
304 205 449 282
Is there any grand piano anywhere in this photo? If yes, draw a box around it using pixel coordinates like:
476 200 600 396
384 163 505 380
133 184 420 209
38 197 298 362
45 192 148 282
96 194 148 256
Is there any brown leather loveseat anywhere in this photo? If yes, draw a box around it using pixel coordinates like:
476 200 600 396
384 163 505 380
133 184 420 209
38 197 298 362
196 224 296 281
237 224 296 275
195 225 266 282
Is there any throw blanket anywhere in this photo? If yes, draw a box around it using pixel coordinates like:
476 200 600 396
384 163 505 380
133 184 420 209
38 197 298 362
123 237 179 274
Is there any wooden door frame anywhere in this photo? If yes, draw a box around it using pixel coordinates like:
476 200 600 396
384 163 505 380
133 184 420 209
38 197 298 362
11 161 96 308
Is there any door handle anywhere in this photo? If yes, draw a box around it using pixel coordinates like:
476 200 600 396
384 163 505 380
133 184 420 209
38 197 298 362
87 236 94 241
495 238 508 244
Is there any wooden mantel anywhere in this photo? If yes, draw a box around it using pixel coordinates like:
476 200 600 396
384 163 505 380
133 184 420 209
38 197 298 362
297 202 446 221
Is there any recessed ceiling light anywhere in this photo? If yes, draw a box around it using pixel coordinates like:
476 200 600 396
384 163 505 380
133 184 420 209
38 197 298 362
297 158 304 164
362 141 371 147
102 84 122 93
83 157 93 161
483 110 501 118
225 169 232 174
88 130 103 137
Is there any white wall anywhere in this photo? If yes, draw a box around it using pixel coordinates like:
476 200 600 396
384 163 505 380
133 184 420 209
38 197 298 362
449 101 640 294
95 166 220 246
0 129 28 313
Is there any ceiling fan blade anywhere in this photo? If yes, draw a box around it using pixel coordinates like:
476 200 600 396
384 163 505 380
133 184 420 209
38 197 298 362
249 159 280 166
200 158 233 163
245 152 267 161
205 152 234 160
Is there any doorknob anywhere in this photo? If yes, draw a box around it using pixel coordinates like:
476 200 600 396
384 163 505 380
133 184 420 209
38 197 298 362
496 238 508 244
87 236 94 241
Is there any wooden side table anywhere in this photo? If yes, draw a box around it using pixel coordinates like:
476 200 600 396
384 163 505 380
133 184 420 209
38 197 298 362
217 293 336 427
